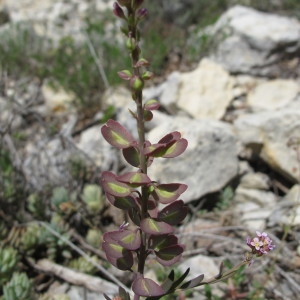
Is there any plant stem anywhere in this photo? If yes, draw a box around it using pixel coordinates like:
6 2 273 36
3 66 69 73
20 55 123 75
130 13 148 275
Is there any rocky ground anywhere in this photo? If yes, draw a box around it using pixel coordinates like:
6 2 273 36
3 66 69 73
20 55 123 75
1 1 300 300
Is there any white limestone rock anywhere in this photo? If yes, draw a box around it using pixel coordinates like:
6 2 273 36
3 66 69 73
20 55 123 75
234 103 300 182
212 5 300 76
247 80 299 111
147 116 239 203
177 58 234 120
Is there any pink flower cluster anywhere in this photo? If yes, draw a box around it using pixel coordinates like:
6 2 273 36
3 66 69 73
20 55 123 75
247 231 275 256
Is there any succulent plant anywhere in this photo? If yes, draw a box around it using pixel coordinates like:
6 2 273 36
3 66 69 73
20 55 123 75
19 224 40 255
0 246 19 287
2 272 34 300
51 187 77 216
86 228 102 248
26 193 47 219
68 255 99 275
38 215 72 261
82 184 105 214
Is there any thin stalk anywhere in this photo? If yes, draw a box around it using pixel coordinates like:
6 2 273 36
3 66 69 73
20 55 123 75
129 12 148 275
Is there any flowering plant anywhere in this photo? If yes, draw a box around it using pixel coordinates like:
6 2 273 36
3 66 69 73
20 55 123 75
247 231 275 257
100 1 275 299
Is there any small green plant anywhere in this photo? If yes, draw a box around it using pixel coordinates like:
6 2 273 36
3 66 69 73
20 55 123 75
82 184 105 215
99 1 275 299
2 272 34 300
0 247 19 287
215 186 234 211
68 255 99 275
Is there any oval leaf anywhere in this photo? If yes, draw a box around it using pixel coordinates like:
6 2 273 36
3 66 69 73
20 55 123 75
158 200 188 225
132 276 165 297
101 171 132 197
106 252 133 270
149 234 178 251
140 218 174 235
155 244 184 261
158 132 182 144
117 172 151 186
122 146 140 167
106 193 137 210
152 183 188 204
108 229 141 250
162 138 188 158
156 254 182 267
101 119 135 149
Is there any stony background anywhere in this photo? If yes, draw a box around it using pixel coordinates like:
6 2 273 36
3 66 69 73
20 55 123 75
1 1 300 299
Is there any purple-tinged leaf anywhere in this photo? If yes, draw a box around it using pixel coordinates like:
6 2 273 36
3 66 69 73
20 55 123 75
152 183 188 204
156 254 182 266
108 229 141 250
102 232 135 270
143 110 153 122
140 218 174 235
101 171 132 197
102 236 124 258
106 193 137 210
144 99 160 111
117 69 132 80
142 71 154 80
143 143 165 157
147 196 157 210
155 244 184 262
135 58 150 67
143 132 188 158
132 275 165 297
106 252 133 270
158 200 188 225
128 208 141 226
117 172 151 187
161 138 188 158
148 207 158 219
102 241 123 258
122 146 140 167
180 274 205 289
159 132 182 144
145 139 188 158
101 120 135 149
149 234 178 251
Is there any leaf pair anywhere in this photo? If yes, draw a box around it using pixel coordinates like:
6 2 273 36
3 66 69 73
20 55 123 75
102 229 141 270
101 120 188 168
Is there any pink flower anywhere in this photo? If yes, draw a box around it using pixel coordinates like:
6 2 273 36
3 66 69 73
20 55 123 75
246 231 275 256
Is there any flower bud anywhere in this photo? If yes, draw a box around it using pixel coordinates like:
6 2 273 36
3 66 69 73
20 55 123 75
143 110 153 121
137 7 148 20
142 71 154 80
144 99 160 111
117 70 132 80
113 2 126 19
126 37 136 51
130 76 144 91
135 58 150 67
